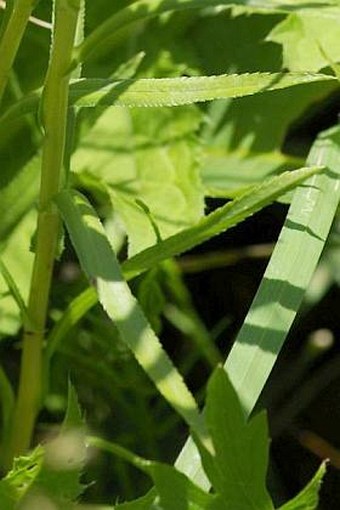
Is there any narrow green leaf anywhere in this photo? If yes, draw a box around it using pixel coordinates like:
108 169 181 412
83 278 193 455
277 462 326 510
225 127 340 415
123 166 322 279
175 126 340 487
0 73 336 126
56 190 208 445
70 73 336 108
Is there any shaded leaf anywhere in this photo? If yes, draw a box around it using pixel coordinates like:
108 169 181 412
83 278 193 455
56 190 208 444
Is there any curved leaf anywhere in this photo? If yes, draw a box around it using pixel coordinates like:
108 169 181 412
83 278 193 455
0 73 336 127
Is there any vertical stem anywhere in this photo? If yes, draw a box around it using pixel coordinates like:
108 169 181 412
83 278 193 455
0 0 35 106
5 0 81 468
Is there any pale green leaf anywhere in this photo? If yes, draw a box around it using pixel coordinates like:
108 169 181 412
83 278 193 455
267 8 340 72
175 126 340 488
69 73 337 108
72 106 204 255
56 190 208 445
0 73 337 127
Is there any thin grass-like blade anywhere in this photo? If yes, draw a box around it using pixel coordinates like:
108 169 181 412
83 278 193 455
123 166 322 279
175 126 340 487
56 190 209 446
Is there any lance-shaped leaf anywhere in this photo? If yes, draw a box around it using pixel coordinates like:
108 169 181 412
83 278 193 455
0 72 337 127
56 190 208 446
175 127 340 488
122 165 322 279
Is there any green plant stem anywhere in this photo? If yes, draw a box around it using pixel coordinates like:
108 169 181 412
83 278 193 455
4 0 81 469
0 0 35 106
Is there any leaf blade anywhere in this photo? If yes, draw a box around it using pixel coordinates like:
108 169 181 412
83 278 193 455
123 165 322 279
56 190 208 444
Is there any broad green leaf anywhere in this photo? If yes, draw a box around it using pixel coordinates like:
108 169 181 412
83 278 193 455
56 190 208 445
187 11 337 197
267 8 340 72
277 462 326 510
122 166 322 279
72 106 204 255
195 367 273 510
175 126 340 488
0 72 337 127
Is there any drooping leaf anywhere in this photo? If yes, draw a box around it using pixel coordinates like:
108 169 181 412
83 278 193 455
56 190 208 445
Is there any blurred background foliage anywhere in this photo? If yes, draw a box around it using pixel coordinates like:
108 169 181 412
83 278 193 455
0 1 339 508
